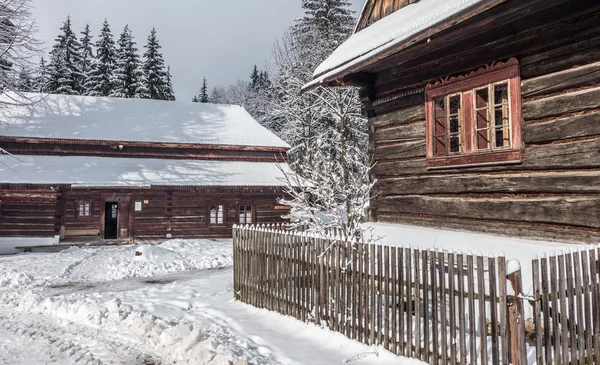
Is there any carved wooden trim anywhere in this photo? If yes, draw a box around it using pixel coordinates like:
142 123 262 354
425 58 523 168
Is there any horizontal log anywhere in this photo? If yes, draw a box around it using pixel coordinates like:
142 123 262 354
378 195 600 228
522 61 600 98
373 140 426 160
374 171 600 195
523 86 600 120
370 104 425 129
523 111 600 143
520 34 600 79
64 229 100 237
373 121 426 143
376 213 600 244
372 158 428 176
373 136 600 176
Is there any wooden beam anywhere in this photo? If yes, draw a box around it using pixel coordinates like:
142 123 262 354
342 72 376 87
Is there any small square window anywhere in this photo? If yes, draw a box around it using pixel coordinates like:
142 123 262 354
239 205 252 225
77 202 91 218
209 205 224 225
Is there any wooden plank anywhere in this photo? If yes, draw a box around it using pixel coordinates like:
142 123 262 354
507 268 527 365
422 250 429 363
406 247 414 358
397 247 405 355
467 255 476 365
457 253 467 364
549 255 561 364
574 251 585 365
374 171 600 196
431 251 439 365
541 257 552 364
377 244 384 345
522 61 600 98
524 111 600 145
448 252 457 365
497 256 508 365
391 246 398 354
373 139 426 160
358 243 364 342
370 104 426 129
558 253 569 365
477 256 488 365
370 243 376 345
439 251 448 365
350 240 356 340
523 86 600 121
384 245 390 350
414 248 421 359
373 121 426 143
580 250 593 365
377 195 600 229
566 253 578 361
488 257 499 365
592 249 600 365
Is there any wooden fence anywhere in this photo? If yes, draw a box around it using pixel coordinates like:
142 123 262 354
232 225 600 365
531 249 600 365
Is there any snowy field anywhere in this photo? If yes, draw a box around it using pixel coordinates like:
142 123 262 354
0 238 423 365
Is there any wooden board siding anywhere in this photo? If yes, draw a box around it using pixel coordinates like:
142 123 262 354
0 189 58 237
0 137 287 163
364 4 600 243
356 0 420 33
0 186 289 241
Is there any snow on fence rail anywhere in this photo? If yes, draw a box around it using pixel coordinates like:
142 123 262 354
232 225 600 365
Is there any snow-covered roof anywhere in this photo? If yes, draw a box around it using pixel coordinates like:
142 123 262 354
0 92 289 148
0 155 290 187
307 0 492 89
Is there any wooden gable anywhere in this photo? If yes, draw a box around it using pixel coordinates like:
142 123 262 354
356 0 420 32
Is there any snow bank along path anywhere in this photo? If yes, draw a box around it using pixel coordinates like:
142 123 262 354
0 238 425 365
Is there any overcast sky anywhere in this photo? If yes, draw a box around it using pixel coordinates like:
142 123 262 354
32 0 364 101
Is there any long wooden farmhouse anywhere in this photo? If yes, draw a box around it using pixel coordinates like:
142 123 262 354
0 92 290 244
306 0 600 243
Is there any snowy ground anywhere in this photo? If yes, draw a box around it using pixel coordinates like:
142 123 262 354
0 238 423 365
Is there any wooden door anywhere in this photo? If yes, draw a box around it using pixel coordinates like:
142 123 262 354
118 201 130 240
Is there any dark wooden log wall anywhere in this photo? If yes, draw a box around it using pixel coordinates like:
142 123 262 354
366 5 600 243
0 186 288 240
0 187 59 237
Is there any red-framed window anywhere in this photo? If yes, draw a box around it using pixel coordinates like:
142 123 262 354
239 205 253 225
209 205 225 225
425 58 523 169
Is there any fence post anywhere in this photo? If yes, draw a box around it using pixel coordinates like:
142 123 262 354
506 260 527 365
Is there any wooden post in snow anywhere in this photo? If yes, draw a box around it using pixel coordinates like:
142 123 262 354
506 260 527 365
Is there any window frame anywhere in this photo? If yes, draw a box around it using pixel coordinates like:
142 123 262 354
76 201 92 220
425 58 523 169
238 205 254 225
208 204 226 226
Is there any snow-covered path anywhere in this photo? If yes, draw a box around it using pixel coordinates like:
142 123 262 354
0 308 160 365
0 239 424 365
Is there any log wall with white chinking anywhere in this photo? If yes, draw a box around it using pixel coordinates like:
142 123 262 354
365 3 600 243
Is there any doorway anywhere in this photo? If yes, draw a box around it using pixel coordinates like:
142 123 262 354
104 202 118 239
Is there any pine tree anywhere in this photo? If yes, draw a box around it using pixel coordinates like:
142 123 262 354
85 19 117 96
79 24 94 94
192 95 199 103
34 57 48 92
17 67 33 91
249 65 260 91
111 25 146 98
163 65 175 101
47 15 83 94
142 28 169 100
198 77 209 103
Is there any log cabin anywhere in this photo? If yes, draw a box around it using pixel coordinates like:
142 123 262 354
0 92 290 245
305 0 600 243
